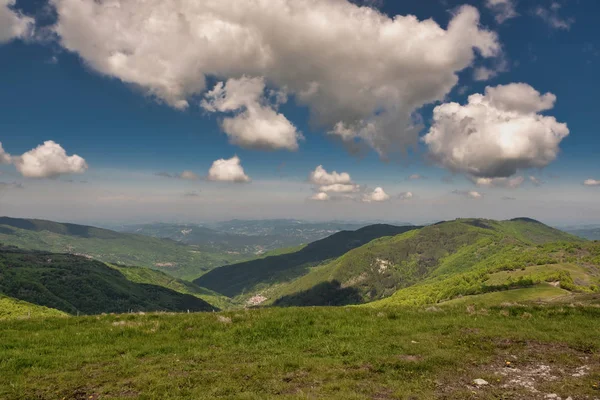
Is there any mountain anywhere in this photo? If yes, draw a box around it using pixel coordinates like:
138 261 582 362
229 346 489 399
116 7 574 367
564 227 600 241
0 246 216 315
119 220 377 255
0 217 246 280
194 224 420 297
269 218 596 307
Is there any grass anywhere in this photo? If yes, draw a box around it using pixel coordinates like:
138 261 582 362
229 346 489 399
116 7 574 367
0 296 67 320
1 305 599 399
439 284 571 307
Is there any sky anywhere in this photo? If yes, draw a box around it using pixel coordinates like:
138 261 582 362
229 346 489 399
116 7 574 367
0 0 599 225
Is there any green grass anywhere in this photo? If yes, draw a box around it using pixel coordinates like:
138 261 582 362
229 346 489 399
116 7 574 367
439 284 571 306
0 296 67 320
1 305 599 399
0 219 246 280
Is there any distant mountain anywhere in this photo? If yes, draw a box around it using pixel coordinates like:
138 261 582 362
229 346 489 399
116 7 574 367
268 218 593 307
119 220 378 255
0 217 246 280
0 246 216 315
194 224 420 297
564 227 600 241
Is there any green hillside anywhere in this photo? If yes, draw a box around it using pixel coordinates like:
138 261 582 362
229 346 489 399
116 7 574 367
0 246 216 314
265 219 595 307
0 217 246 280
0 295 68 320
110 264 235 310
194 224 420 298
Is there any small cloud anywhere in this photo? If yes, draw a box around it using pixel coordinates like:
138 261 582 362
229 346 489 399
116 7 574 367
309 192 330 201
485 0 518 23
470 176 524 188
318 183 360 193
473 57 509 82
207 156 251 183
502 196 516 201
453 190 483 199
534 3 574 30
584 179 600 187
529 176 544 186
398 191 414 200
407 174 424 180
441 176 455 184
155 171 200 180
13 141 88 179
363 187 390 203
180 170 200 181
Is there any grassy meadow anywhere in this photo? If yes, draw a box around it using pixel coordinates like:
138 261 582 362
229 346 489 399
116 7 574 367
1 304 599 400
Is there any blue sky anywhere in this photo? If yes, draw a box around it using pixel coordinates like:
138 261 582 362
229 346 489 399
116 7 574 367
0 0 599 224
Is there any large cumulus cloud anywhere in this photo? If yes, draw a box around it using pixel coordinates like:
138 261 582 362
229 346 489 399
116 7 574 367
50 0 500 155
423 83 569 178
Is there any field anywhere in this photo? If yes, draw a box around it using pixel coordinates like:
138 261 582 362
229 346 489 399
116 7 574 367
1 304 599 400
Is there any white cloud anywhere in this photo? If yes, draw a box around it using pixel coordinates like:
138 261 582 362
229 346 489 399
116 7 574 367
0 142 11 164
207 156 250 183
423 83 569 178
453 190 483 199
180 170 200 181
470 176 524 188
473 57 508 82
363 187 390 203
309 165 352 186
309 192 330 201
51 0 500 157
399 191 414 200
408 174 423 180
318 183 360 193
308 165 360 194
0 0 34 43
13 141 88 178
529 176 544 186
485 0 518 23
201 77 301 151
535 3 574 30
584 179 600 187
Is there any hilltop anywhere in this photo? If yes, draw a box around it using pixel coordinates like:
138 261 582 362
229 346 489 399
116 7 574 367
195 224 420 298
198 218 597 308
0 216 246 280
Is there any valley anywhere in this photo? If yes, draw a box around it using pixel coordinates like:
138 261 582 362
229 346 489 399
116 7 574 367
1 216 599 399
